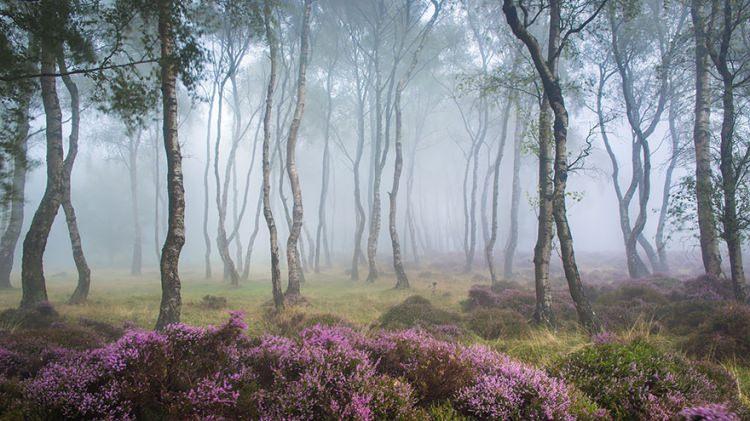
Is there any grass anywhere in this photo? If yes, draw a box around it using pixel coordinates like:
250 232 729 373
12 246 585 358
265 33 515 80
0 265 470 335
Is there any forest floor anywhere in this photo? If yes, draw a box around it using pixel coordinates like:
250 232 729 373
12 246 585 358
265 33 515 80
1 260 749 417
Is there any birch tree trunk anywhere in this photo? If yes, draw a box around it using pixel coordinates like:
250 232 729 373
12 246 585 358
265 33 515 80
261 0 283 310
691 0 723 278
155 0 186 330
504 0 601 333
20 44 63 309
284 0 312 300
503 103 524 280
0 92 30 289
533 97 554 325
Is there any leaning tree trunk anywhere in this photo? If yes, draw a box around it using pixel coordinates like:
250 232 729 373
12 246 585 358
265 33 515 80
20 44 63 309
485 99 513 285
262 0 283 311
58 57 91 305
155 0 185 330
284 0 312 300
504 0 601 333
533 97 554 325
0 91 31 289
691 0 723 278
503 102 524 280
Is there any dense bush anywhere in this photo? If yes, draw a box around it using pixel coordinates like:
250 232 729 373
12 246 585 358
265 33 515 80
466 308 529 340
683 304 750 363
1 314 589 419
553 340 737 420
379 295 462 330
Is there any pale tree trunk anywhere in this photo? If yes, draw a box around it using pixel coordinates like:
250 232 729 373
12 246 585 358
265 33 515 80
239 120 264 282
203 83 216 279
533 97 554 325
388 0 440 289
596 64 651 278
21 44 62 309
485 99 513 285
655 93 680 273
350 44 368 280
0 91 30 289
213 80 240 286
284 0 312 300
610 12 671 277
153 125 161 262
156 0 186 330
262 0 283 311
128 130 142 276
315 52 336 273
691 0 723 278
709 0 746 301
405 142 419 265
242 191 264 281
503 102 524 280
504 0 601 333
57 56 91 305
390 83 409 289
366 69 384 283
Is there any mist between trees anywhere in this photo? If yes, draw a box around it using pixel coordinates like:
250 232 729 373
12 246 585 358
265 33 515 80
1 0 749 330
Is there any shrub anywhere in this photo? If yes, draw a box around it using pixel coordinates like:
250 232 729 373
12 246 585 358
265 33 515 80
242 325 418 420
12 315 579 419
379 295 462 330
553 340 730 420
683 304 750 363
466 308 529 340
363 329 576 419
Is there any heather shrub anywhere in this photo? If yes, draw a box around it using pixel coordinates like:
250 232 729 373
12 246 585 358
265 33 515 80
242 325 419 420
379 295 461 330
364 329 576 419
683 304 750 363
466 308 529 340
24 312 249 419
554 340 729 419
